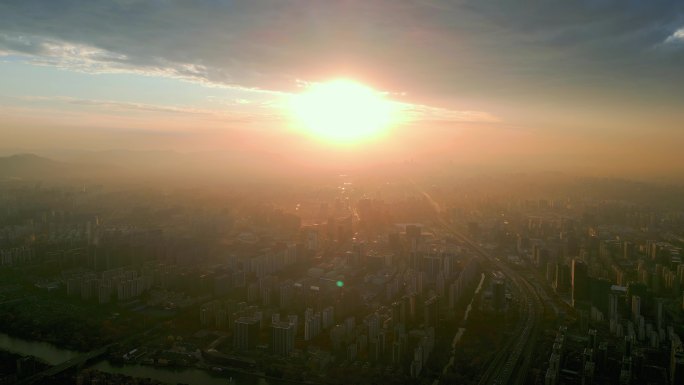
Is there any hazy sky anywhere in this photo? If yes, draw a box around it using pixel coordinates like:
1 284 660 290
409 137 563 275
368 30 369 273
1 1 683 177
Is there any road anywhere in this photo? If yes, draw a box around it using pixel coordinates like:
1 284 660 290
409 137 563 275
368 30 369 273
451 226 542 385
416 186 543 385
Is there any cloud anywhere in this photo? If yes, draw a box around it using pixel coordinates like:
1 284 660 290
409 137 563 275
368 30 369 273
12 95 281 126
18 95 214 115
398 102 500 124
664 28 684 44
0 33 250 91
1 0 683 110
0 33 498 123
1 30 500 125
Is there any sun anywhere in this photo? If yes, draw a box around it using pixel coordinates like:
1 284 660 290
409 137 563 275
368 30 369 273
289 79 397 143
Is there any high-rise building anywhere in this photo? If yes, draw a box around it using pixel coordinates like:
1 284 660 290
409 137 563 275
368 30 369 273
214 274 232 297
347 342 357 361
671 334 684 385
656 299 664 331
388 232 401 254
555 264 570 293
436 272 445 297
546 262 556 283
392 340 404 365
424 296 438 328
326 217 337 241
306 227 319 251
407 294 417 325
279 282 293 309
631 295 641 322
288 314 298 336
545 367 557 385
582 361 595 385
405 225 422 241
608 293 619 321
98 280 111 304
322 306 335 329
392 300 406 328
589 278 611 316
271 321 295 356
367 313 380 340
234 317 260 351
304 311 321 341
572 259 589 308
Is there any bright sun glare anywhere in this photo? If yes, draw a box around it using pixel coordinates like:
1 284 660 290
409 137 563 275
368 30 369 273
289 79 396 143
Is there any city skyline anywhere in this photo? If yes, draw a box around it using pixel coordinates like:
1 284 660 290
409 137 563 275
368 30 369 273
3 2 684 384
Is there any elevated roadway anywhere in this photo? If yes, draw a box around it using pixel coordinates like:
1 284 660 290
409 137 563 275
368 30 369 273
416 186 543 385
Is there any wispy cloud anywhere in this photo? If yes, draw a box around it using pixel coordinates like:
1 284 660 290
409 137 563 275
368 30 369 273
398 102 500 124
4 35 500 126
664 27 684 44
0 34 243 90
0 0 679 104
18 95 214 115
4 0 682 128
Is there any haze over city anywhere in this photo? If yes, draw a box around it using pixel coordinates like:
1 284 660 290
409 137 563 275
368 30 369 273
1 1 684 179
1 2 684 385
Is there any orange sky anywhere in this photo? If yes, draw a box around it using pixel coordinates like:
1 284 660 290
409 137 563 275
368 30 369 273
1 1 684 180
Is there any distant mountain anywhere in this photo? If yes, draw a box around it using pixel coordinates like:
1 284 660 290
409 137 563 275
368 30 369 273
39 149 314 182
0 154 69 179
0 150 314 185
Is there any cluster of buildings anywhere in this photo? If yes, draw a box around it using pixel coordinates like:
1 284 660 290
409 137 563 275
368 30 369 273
65 267 153 303
191 216 487 381
0 245 33 266
495 198 684 384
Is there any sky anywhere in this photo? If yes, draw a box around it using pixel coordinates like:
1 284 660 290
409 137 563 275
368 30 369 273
1 0 684 178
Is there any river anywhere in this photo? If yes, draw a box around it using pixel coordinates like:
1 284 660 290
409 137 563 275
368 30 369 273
0 333 79 365
0 332 269 385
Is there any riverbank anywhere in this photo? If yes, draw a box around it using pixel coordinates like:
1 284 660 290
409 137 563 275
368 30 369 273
0 296 120 352
0 332 272 385
0 348 50 383
0 332 79 365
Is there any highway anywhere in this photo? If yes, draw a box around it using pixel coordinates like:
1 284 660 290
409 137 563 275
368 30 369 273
416 186 543 385
450 226 542 385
